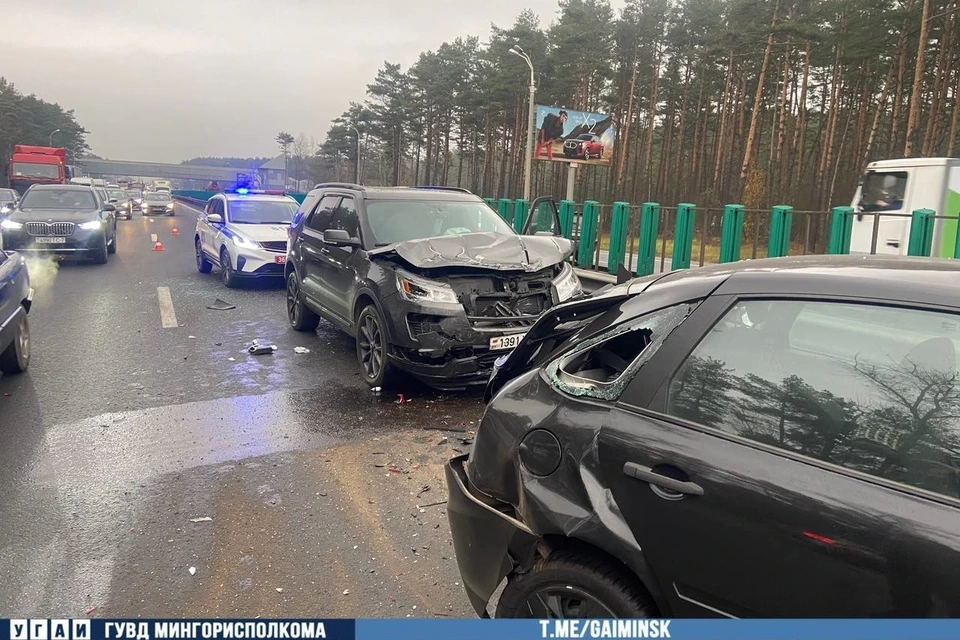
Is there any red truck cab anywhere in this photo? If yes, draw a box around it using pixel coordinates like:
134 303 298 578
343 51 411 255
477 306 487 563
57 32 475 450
8 145 67 193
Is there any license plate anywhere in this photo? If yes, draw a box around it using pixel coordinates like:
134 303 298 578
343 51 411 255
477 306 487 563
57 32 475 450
275 255 287 264
489 333 526 351
35 236 66 244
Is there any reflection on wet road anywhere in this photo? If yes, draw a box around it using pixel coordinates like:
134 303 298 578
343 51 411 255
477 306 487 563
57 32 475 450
0 206 483 617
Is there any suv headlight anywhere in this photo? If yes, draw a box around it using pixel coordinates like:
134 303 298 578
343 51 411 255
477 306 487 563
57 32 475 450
0 219 23 230
79 220 104 230
553 262 582 302
232 235 259 249
396 270 459 305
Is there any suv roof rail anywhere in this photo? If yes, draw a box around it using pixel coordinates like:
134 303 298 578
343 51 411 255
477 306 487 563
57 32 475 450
412 185 473 194
314 182 365 191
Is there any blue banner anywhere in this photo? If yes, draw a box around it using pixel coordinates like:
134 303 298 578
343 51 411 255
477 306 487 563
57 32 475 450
7 618 960 640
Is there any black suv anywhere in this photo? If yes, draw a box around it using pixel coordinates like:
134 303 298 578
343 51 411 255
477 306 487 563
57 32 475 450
447 255 960 619
285 184 582 389
0 184 118 263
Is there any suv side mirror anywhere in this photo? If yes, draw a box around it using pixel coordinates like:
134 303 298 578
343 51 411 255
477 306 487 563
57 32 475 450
207 214 223 225
103 203 116 212
323 228 360 247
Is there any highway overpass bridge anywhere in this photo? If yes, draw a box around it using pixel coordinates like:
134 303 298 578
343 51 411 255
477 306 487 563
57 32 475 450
77 158 247 186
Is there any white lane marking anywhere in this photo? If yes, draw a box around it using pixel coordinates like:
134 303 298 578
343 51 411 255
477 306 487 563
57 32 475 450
150 233 158 243
157 286 179 328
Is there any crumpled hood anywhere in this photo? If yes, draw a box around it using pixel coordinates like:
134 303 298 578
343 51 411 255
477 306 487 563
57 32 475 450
368 232 573 272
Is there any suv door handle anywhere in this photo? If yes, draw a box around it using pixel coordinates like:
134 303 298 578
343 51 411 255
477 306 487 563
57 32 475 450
623 463 704 496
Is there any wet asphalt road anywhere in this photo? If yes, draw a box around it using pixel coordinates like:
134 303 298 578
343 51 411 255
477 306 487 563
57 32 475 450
0 203 483 618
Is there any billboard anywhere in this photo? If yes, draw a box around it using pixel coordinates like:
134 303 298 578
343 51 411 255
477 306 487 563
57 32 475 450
535 105 616 166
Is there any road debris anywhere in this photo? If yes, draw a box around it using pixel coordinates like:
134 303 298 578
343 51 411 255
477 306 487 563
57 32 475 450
371 386 382 395
207 298 237 311
342 589 350 596
436 436 448 446
188 567 196 575
85 607 98 616
248 340 277 355
293 346 311 354
416 485 431 498
276 588 284 594
188 335 196 339
189 516 213 523
417 500 447 509
396 394 408 405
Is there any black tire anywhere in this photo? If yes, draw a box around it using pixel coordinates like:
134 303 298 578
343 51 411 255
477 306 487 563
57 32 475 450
356 304 393 388
220 247 238 288
0 313 30 374
584 150 592 161
286 270 320 332
92 234 109 264
495 549 657 619
196 238 212 273
107 227 117 254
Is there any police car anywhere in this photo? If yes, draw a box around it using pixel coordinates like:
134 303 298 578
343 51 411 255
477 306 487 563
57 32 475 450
195 189 299 288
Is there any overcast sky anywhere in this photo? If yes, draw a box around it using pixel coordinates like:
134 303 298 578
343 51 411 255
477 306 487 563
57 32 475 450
0 0 622 163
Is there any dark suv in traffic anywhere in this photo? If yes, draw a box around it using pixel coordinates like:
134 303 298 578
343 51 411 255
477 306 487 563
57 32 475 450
285 184 582 389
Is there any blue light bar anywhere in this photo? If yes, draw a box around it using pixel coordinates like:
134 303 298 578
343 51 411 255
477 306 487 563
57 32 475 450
236 187 249 195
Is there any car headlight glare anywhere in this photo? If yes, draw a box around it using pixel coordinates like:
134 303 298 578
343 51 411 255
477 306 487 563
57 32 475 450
166 203 175 208
232 235 259 249
396 270 459 305
0 219 23 230
79 220 103 230
553 262 582 302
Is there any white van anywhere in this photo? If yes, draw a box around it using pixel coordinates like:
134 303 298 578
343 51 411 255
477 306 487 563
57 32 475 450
849 157 960 257
69 177 94 186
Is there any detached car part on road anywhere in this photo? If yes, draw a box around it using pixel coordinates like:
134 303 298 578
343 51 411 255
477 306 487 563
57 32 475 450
285 184 582 390
0 249 32 374
447 255 960 619
0 185 118 263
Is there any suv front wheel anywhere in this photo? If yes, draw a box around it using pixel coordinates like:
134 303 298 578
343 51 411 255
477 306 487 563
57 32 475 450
287 270 320 332
356 304 393 388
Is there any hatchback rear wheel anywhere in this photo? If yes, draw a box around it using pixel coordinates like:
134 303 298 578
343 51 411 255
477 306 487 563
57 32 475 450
496 550 657 619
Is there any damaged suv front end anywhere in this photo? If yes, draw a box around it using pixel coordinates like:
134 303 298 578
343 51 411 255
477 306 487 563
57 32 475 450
372 232 582 389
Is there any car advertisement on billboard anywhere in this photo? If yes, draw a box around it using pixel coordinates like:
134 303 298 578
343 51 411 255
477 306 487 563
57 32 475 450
535 105 615 166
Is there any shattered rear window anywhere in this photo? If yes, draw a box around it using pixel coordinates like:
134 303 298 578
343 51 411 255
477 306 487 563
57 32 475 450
545 302 698 401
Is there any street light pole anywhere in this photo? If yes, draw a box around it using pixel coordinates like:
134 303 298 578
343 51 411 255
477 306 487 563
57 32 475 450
49 129 61 146
349 125 361 184
509 46 536 202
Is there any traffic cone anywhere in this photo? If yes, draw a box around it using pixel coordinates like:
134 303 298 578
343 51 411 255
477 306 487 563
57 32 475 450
171 227 180 236
153 239 165 251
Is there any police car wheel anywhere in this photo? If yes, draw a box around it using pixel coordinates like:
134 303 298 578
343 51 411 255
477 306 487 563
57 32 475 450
495 549 657 619
196 239 212 273
220 248 238 288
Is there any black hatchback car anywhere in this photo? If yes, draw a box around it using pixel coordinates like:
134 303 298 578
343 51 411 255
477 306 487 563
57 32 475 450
447 255 960 619
285 184 581 389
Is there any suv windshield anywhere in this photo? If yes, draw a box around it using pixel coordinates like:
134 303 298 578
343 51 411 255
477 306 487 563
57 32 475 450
858 171 907 212
228 200 298 224
20 189 96 210
365 200 515 245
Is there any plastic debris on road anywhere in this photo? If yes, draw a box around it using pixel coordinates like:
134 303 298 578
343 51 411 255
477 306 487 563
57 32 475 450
85 607 98 616
189 516 213 523
207 298 237 311
276 588 284 593
396 393 409 405
293 346 311 354
342 589 350 595
248 340 277 355
188 567 196 575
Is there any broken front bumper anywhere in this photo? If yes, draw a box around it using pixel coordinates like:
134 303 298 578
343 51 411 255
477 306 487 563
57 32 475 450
444 455 538 617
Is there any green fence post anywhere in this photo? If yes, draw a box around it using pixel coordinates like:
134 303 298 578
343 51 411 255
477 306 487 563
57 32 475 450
559 200 575 240
636 203 660 277
907 208 936 257
513 199 530 233
718 204 745 263
955 222 960 259
497 198 513 223
768 205 794 258
577 201 600 268
672 203 696 270
607 202 630 273
827 206 855 254
483 197 496 210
